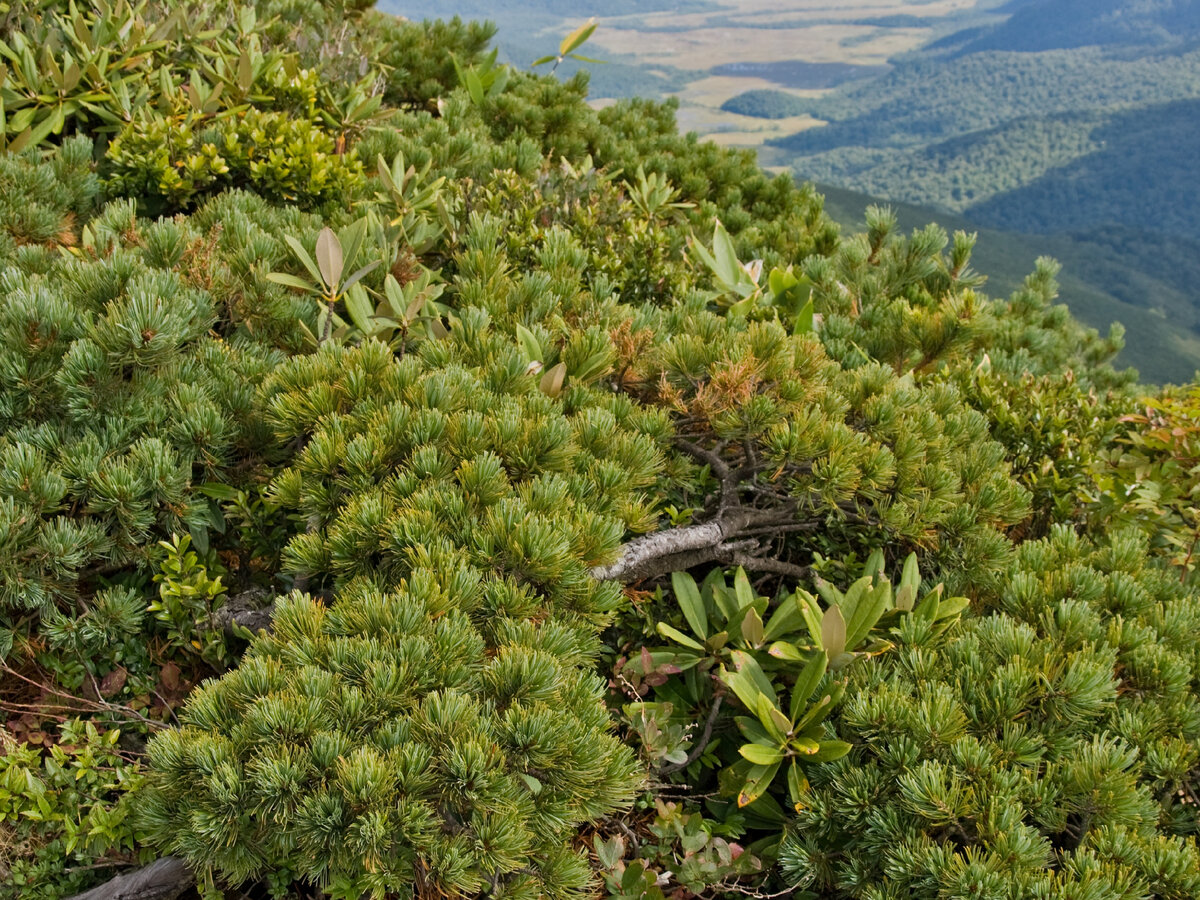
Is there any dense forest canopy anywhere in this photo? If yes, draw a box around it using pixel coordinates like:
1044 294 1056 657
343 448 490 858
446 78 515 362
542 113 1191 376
753 0 1200 384
0 1 1198 900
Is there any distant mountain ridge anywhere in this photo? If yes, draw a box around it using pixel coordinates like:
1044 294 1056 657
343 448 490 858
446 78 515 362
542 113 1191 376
939 0 1200 54
758 0 1200 383
817 183 1200 384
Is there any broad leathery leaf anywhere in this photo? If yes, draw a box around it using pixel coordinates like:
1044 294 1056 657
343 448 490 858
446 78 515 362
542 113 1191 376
914 584 944 623
451 53 468 88
735 715 772 745
237 50 252 92
896 553 921 611
720 656 774 715
740 741 785 766
465 68 484 105
768 267 795 297
727 295 756 318
376 153 397 192
829 651 856 670
656 622 704 651
266 272 316 292
796 589 824 645
515 323 543 363
733 567 756 610
711 577 740 624
405 293 428 322
936 595 970 620
721 666 763 715
539 361 566 398
757 694 792 741
198 482 241 502
814 577 843 609
711 220 741 287
284 235 323 286
788 761 811 811
737 761 781 808
560 18 597 55
808 740 852 764
730 650 777 708
741 606 765 646
792 296 815 334
382 273 405 309
340 261 380 295
821 604 847 660
789 652 827 722
689 234 721 283
571 350 611 383
863 549 886 581
790 735 819 755
488 65 510 97
794 687 841 733
671 570 707 640
846 581 891 650
343 284 375 334
769 640 805 662
841 576 871 624
764 592 805 641
337 217 370 275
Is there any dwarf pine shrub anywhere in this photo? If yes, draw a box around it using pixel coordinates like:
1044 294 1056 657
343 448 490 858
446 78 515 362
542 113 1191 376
139 335 665 897
780 527 1200 898
2 1 1198 898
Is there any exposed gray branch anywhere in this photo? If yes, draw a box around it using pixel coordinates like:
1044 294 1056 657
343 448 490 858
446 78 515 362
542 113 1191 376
675 437 737 501
66 857 193 900
213 588 277 638
661 693 724 775
590 500 816 583
590 520 729 582
722 552 811 581
591 503 797 583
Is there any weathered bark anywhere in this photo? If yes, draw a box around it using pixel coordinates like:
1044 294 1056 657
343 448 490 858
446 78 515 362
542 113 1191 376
213 587 277 637
589 507 812 583
67 857 193 900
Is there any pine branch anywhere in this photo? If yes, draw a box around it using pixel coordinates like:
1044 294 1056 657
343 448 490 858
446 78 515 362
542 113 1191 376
661 693 724 775
66 857 193 900
590 505 810 583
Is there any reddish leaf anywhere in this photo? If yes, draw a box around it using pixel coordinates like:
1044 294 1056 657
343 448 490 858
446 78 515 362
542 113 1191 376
100 666 128 697
160 662 181 692
639 647 654 675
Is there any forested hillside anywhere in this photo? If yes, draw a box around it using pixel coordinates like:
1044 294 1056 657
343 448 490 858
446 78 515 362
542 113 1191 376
759 0 1200 383
2 2 1199 900
942 0 1200 53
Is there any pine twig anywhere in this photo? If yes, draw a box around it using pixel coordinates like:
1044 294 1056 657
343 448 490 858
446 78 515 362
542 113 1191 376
661 693 724 775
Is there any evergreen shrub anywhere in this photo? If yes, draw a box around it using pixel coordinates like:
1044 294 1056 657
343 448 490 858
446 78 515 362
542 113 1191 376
1 1 1198 898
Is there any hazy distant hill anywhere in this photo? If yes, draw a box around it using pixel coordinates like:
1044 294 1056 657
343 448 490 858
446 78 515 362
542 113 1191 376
770 47 1200 158
818 184 1200 384
759 0 1200 383
942 0 1200 54
967 98 1200 239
